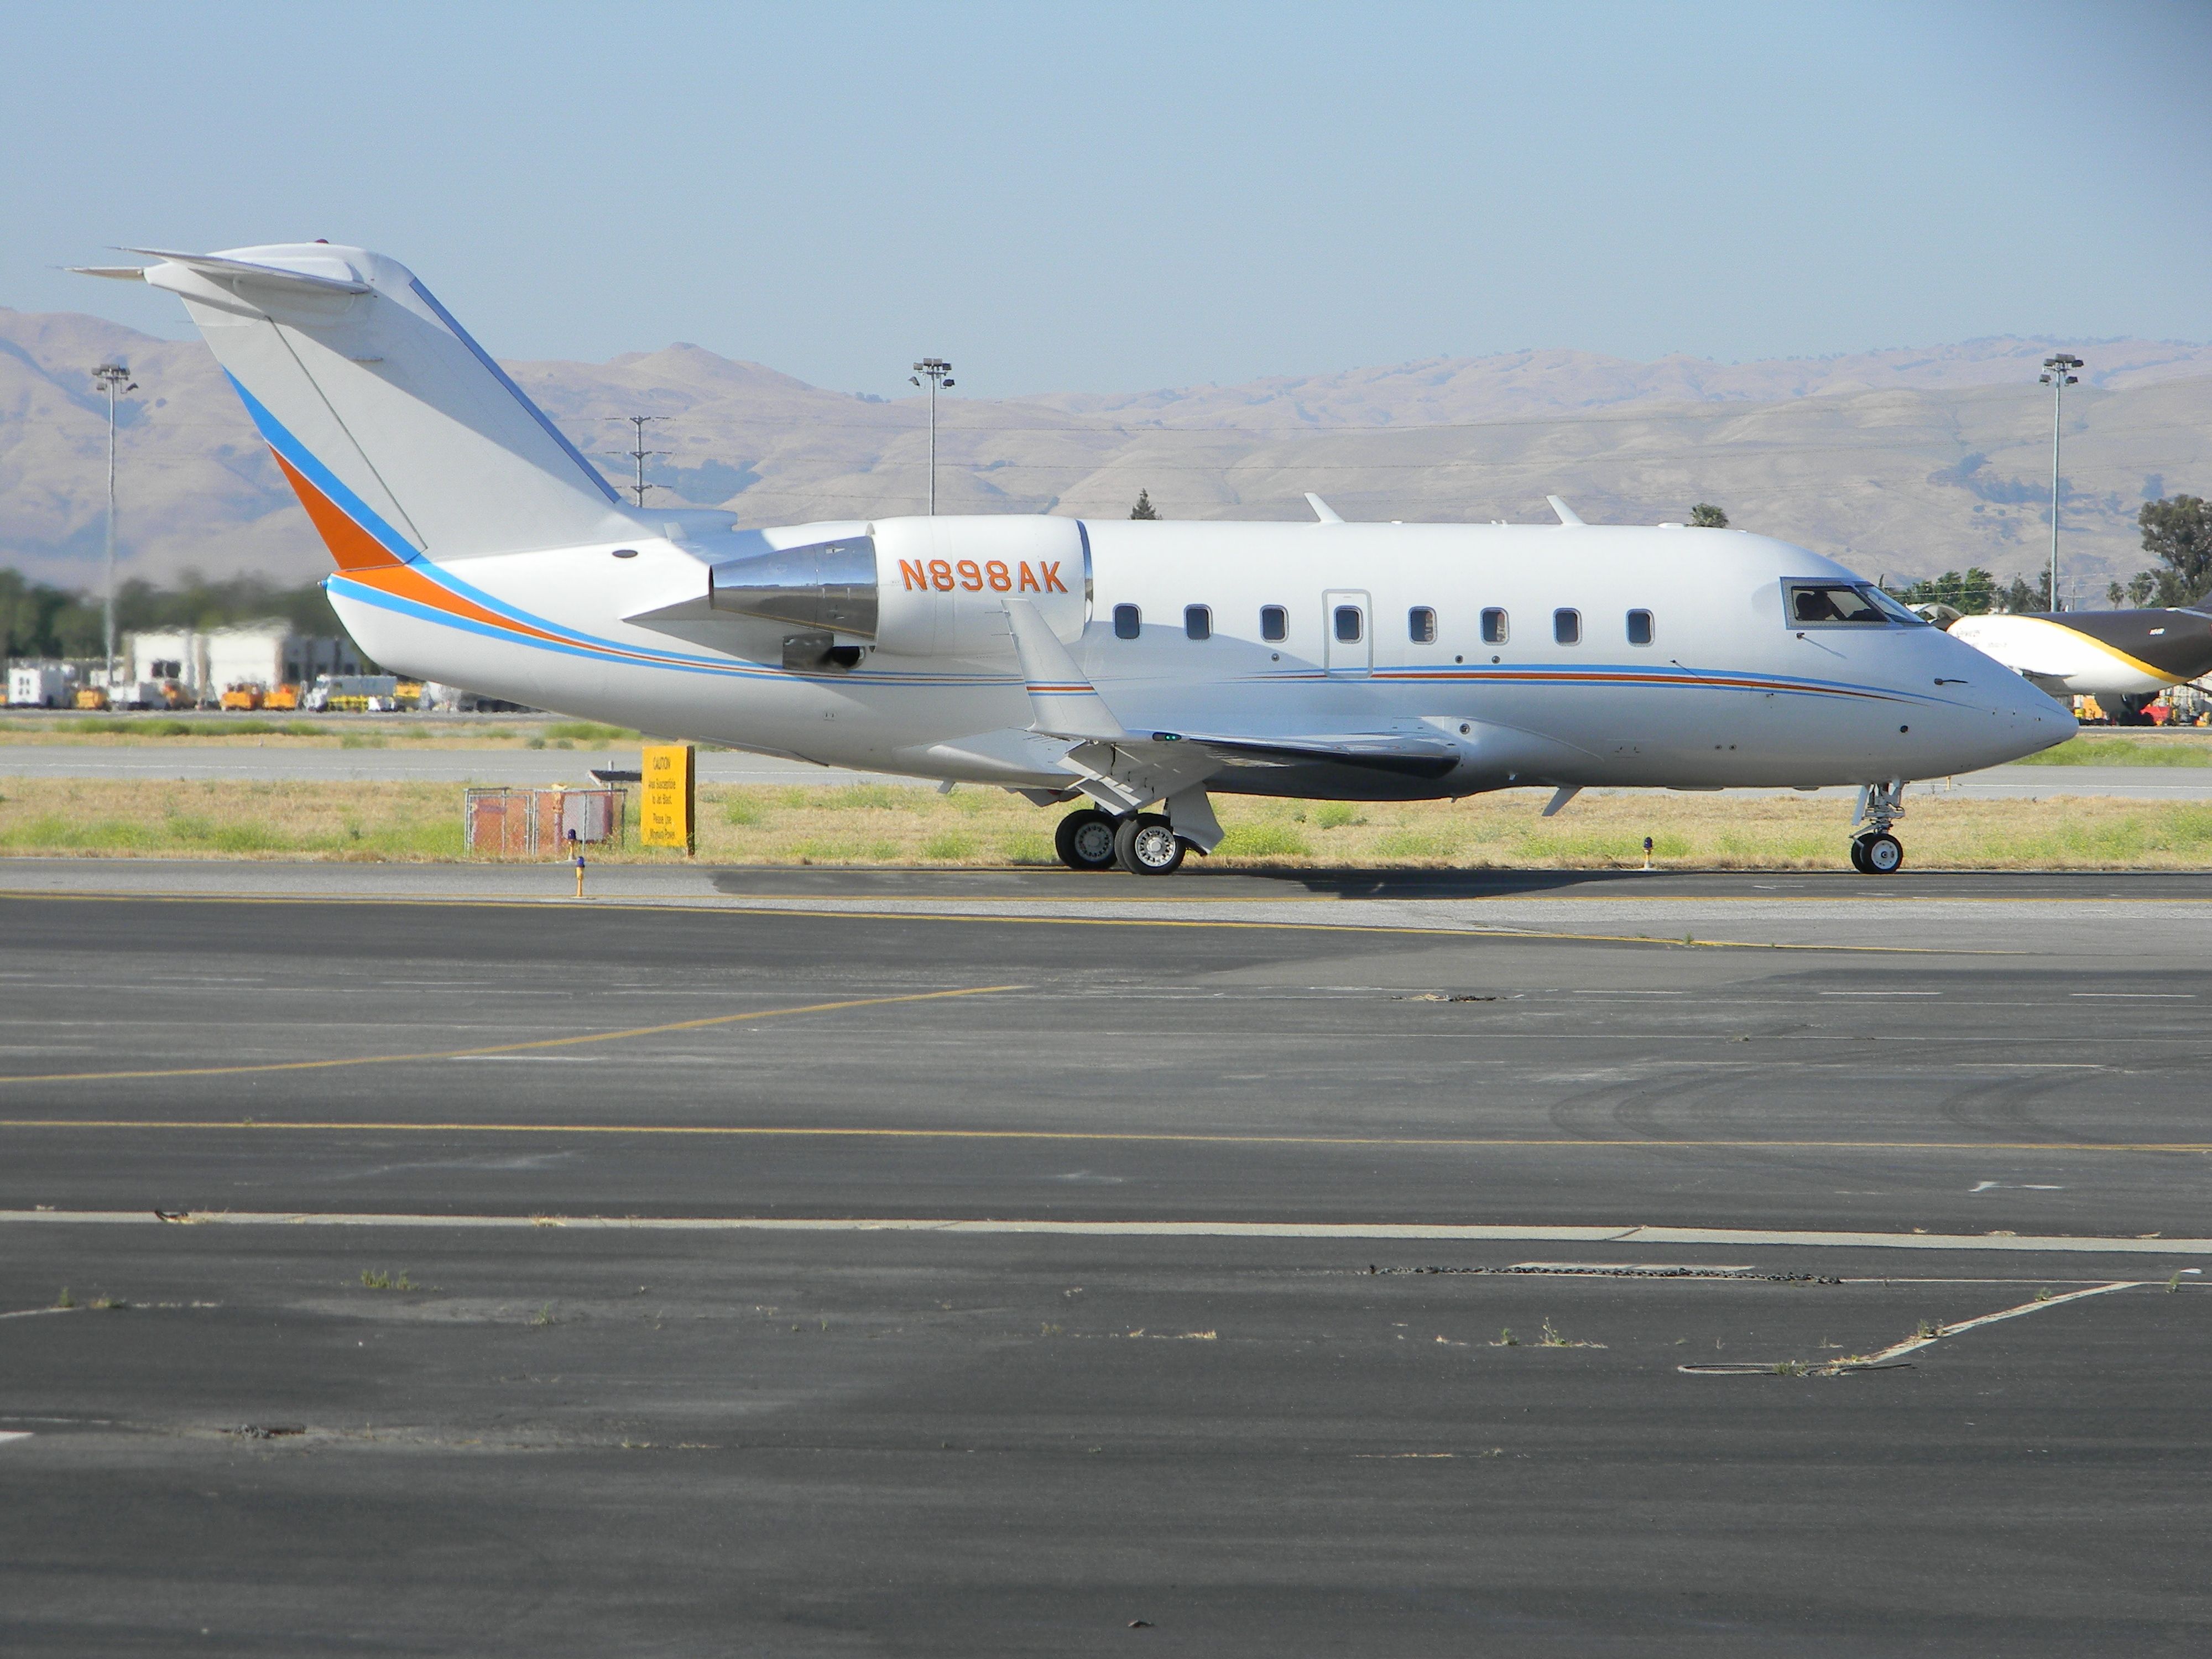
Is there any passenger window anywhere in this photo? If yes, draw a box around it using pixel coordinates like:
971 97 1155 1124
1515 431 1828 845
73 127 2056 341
1334 606 1363 644
1627 609 1653 646
1553 608 1580 645
1113 603 1140 640
1185 604 1211 641
1408 606 1437 644
1260 604 1287 642
1481 608 1508 645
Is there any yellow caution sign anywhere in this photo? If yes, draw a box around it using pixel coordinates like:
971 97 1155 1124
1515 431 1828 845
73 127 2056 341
640 743 696 853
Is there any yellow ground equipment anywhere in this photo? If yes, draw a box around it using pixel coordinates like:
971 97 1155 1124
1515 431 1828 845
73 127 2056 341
220 684 265 711
74 687 109 711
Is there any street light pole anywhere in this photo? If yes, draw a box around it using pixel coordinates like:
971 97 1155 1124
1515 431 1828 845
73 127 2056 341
2040 352 2082 612
909 358 953 514
91 362 137 685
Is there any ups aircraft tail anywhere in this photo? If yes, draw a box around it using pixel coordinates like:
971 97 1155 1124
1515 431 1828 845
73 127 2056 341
79 244 633 569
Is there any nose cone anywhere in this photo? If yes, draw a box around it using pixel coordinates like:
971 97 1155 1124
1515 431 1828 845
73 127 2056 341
1939 638 2072 769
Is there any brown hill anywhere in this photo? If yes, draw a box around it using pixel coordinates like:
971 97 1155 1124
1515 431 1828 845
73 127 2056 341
4 306 2204 604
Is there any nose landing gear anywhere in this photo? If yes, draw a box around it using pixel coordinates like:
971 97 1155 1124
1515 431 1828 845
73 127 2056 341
1849 779 1907 875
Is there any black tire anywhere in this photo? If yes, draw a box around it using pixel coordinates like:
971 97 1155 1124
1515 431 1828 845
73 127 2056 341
1858 832 1903 874
1848 836 1871 873
1054 808 1120 872
1113 812 1187 875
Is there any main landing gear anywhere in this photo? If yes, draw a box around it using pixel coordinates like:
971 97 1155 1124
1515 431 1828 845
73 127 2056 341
1848 779 1907 875
1053 808 1120 872
1054 807 1192 875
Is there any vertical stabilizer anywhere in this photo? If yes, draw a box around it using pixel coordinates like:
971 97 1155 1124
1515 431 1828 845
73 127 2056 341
128 244 632 565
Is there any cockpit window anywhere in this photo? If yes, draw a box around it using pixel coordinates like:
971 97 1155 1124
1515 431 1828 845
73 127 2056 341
1785 581 1923 626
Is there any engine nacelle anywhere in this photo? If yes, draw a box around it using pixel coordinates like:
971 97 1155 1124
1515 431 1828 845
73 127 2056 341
709 515 1088 665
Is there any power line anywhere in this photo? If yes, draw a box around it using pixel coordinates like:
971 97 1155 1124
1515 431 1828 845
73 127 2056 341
602 415 667 509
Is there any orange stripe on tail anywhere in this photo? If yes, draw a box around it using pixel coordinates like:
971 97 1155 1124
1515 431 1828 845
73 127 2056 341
270 449 405 572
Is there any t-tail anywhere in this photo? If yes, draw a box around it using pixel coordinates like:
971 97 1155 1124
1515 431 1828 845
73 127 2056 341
78 244 634 571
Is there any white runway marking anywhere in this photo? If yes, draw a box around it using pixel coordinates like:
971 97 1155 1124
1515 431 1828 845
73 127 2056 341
4 1211 2209 1256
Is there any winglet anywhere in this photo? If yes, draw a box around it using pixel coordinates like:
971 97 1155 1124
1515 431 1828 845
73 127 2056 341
1305 493 1344 524
1547 496 1584 526
1003 599 1128 741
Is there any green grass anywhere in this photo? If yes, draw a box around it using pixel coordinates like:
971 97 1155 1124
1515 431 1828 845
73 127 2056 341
999 830 1057 865
1214 822 1316 859
544 721 639 743
1310 802 1364 829
2010 735 2212 766
920 831 978 860
1373 827 1464 860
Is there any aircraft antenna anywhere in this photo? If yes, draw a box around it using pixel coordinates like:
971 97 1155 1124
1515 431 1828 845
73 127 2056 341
604 414 668 510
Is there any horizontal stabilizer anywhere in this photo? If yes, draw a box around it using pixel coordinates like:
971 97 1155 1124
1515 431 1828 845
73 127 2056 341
1305 493 1344 524
1548 495 1585 526
120 246 373 295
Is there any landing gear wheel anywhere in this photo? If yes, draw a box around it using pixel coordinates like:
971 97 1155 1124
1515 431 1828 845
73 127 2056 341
1853 832 1903 875
1113 812 1187 875
1055 808 1120 872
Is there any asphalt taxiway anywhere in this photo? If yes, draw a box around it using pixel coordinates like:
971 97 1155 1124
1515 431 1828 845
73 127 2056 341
2 867 2207 1653
7 741 2212 797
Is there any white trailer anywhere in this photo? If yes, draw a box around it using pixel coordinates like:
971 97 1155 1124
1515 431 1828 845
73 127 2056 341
7 662 77 708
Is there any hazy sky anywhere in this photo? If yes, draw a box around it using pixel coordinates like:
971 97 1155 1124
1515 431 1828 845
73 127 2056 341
4 0 2206 398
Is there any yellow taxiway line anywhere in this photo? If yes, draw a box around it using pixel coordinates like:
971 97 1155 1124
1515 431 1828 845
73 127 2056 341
0 984 1015 1086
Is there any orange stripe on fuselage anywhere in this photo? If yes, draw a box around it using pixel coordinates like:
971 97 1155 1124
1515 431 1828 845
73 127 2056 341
270 450 405 572
341 562 583 651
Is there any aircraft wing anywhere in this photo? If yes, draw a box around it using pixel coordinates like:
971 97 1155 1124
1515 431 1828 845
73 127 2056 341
1164 729 1463 780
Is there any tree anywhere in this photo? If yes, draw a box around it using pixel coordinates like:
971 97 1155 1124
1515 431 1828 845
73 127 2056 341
1688 503 1728 529
1996 571 2052 614
2117 495 2212 608
0 568 346 658
1129 490 1159 521
1897 567 1999 614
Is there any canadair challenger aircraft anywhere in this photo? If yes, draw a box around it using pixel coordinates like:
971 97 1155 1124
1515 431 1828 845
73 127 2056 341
83 243 2070 875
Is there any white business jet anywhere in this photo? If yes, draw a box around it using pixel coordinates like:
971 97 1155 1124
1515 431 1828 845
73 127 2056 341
82 244 2069 875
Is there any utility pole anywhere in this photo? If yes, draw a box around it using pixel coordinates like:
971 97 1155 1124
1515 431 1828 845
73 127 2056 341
909 358 954 514
91 362 137 685
604 415 667 510
2039 352 2083 611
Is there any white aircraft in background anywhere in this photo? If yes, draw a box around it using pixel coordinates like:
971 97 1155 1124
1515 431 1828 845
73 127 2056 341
82 243 2069 875
1945 607 2212 722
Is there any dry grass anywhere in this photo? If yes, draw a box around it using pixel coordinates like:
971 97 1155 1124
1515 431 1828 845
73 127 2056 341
4 776 2212 869
2011 732 2212 766
0 714 639 750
